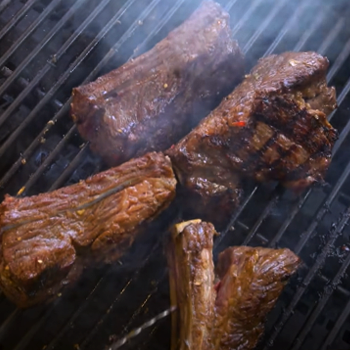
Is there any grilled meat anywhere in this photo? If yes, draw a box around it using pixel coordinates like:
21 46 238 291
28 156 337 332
167 220 217 350
167 220 301 350
167 51 338 222
71 0 244 166
211 246 301 350
0 152 176 308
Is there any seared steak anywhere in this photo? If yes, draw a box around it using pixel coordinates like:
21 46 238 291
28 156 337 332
0 152 176 308
167 220 301 350
71 0 244 166
167 51 337 222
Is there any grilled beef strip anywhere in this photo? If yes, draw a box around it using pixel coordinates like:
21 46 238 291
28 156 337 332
167 220 301 350
167 51 338 224
211 246 301 350
71 0 244 166
0 152 176 308
167 220 217 350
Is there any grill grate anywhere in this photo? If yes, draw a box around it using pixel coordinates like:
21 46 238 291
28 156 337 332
1 0 350 349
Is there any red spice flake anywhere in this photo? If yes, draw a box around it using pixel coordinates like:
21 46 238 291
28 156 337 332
230 121 246 127
170 144 175 149
214 281 221 292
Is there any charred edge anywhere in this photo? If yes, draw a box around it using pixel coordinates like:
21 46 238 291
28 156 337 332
254 95 335 155
239 124 279 173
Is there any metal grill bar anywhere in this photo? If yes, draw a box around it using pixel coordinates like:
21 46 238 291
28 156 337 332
0 0 86 126
293 7 326 52
48 143 91 191
224 0 239 12
0 309 20 340
229 0 263 34
290 216 350 350
242 0 288 54
262 162 350 347
0 0 38 40
327 36 350 82
242 187 281 245
321 298 350 350
13 303 58 350
0 0 62 69
0 0 137 188
263 0 310 57
44 240 164 350
0 0 13 14
318 19 345 57
214 187 258 248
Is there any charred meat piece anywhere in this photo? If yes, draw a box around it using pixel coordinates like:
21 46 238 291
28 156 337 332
167 51 338 221
71 0 244 166
0 152 176 308
167 220 301 350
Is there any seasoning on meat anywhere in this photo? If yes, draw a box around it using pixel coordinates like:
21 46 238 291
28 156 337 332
167 51 338 223
71 0 244 166
0 152 176 308
167 220 301 350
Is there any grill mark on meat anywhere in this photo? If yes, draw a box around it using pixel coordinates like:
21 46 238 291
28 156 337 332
234 122 278 173
168 52 338 220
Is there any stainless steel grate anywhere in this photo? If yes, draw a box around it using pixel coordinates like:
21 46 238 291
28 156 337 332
0 0 350 349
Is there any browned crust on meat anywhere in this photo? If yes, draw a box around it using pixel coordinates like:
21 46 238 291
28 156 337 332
0 152 176 308
71 0 244 166
167 220 217 350
167 52 338 222
168 220 301 350
211 246 301 350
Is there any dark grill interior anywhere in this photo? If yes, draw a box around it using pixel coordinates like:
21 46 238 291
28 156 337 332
0 0 350 349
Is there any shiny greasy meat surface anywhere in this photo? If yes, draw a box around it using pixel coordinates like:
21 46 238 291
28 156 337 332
0 152 176 308
167 220 301 350
167 51 338 226
71 0 244 166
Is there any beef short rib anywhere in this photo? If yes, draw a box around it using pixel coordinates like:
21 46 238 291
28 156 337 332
167 51 338 223
167 220 301 350
0 152 176 308
71 0 244 166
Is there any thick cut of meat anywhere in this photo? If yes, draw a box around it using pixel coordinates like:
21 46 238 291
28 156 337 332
71 0 244 166
0 152 176 308
167 220 217 350
167 220 301 350
211 246 301 350
167 51 338 222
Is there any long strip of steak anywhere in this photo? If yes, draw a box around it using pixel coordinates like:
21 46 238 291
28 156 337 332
71 0 244 166
167 220 217 350
167 220 301 350
0 152 176 308
167 52 338 224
